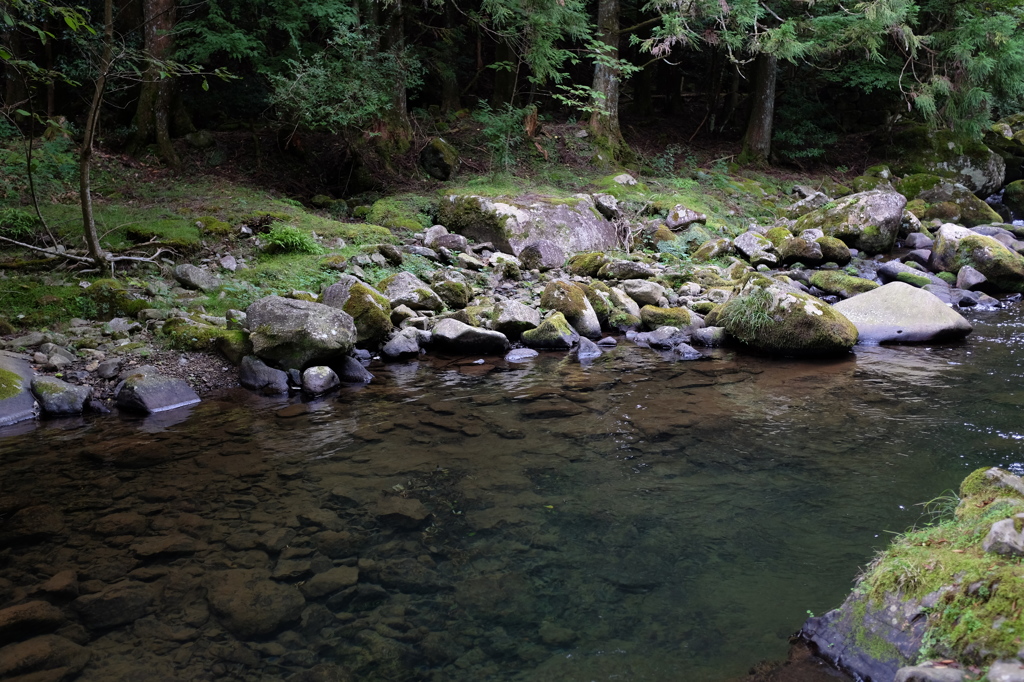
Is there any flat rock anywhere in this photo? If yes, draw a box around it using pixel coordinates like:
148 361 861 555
0 635 89 679
299 567 359 599
0 505 64 547
130 534 200 557
173 264 218 292
0 353 36 427
206 569 305 639
431 319 510 356
376 497 431 529
73 581 157 629
115 371 200 413
832 282 973 344
505 348 539 363
0 602 65 646
30 376 91 417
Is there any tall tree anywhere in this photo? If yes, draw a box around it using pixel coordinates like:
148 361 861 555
589 0 624 152
130 0 182 166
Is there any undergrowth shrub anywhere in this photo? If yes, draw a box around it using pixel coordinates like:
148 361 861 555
262 225 324 254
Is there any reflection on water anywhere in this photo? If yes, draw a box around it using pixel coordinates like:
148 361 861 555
3 307 1024 681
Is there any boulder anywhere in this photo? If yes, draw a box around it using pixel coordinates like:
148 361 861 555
115 371 200 413
246 295 357 369
492 300 541 339
173 264 219 292
379 272 444 313
521 312 580 349
335 356 374 384
665 205 707 230
419 136 459 180
422 225 449 249
431 319 510 355
0 635 90 679
539 281 601 338
319 275 359 309
717 278 857 356
341 282 394 347
30 376 91 416
899 174 1002 227
786 191 831 218
518 240 565 271
597 259 655 280
894 663 966 682
0 352 36 427
571 337 602 361
206 569 305 639
794 189 907 255
437 194 618 256
621 279 666 307
639 306 695 331
239 356 289 395
831 282 972 344
778 237 823 267
381 328 428 359
300 566 360 600
816 236 852 265
733 231 779 267
931 224 1024 292
693 237 733 262
566 252 611 277
890 126 1005 195
302 366 340 396
982 513 1024 556
433 280 472 310
436 233 470 251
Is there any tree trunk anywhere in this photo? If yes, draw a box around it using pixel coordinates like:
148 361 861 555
589 0 632 163
130 0 180 168
490 39 517 108
80 0 114 266
739 53 777 165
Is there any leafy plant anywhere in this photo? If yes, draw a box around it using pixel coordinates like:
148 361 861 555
262 225 324 254
473 102 531 173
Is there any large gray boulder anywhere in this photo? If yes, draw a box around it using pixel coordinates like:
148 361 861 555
983 513 1024 556
831 282 972 344
431 318 510 355
794 189 907 255
733 231 779 267
518 240 565 271
246 295 357 369
930 224 1024 292
492 299 541 339
891 127 1005 195
378 271 444 313
115 371 201 413
30 376 91 416
173 264 219 292
437 193 619 255
0 352 36 427
238 356 289 395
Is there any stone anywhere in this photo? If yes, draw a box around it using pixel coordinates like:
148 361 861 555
115 371 200 413
505 348 539 363
832 282 973 344
540 281 601 338
597 260 655 280
239 356 289 395
521 312 579 349
900 174 1002 227
36 571 78 598
419 137 459 180
220 254 237 271
956 265 989 291
339 282 393 347
808 271 879 299
665 205 707 230
93 512 147 536
691 326 726 347
172 264 218 292
30 376 91 416
492 300 541 339
335 356 374 384
733 231 779 267
437 194 618 256
693 237 733 262
376 497 431 529
572 337 602 361
435 233 470 252
302 366 340 396
73 581 157 629
778 237 823 267
640 306 694 331
422 225 449 249
431 318 510 355
382 327 426 359
0 635 89 679
0 352 35 427
786 191 831 218
983 513 1024 556
592 193 619 219
206 569 305 639
894 663 966 682
931 224 1024 292
905 232 934 249
246 295 357 369
613 173 636 185
989 660 1024 682
621 279 666 307
518 240 565 271
300 567 360 599
0 602 65 646
794 189 907 255
130 534 199 557
891 128 1004 195
379 272 444 313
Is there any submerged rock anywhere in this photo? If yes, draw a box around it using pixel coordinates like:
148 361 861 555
115 371 200 413
832 282 972 344
206 569 305 639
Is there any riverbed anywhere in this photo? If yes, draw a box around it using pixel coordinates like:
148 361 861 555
3 305 1023 681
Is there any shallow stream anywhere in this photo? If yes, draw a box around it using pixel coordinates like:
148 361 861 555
4 306 1024 681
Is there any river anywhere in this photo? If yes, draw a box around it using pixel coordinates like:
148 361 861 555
3 305 1023 681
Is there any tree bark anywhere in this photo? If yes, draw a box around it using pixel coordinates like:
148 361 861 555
130 0 180 168
589 0 624 152
739 53 777 165
80 0 114 266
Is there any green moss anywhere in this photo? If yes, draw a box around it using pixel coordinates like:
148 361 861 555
566 252 610 277
342 282 394 347
690 300 717 315
160 317 246 357
195 216 233 236
316 223 396 246
366 196 433 232
765 227 792 248
896 174 943 201
937 271 957 285
640 305 692 330
540 281 589 318
125 218 202 253
809 271 879 297
0 367 24 400
434 280 471 309
84 279 148 320
435 194 510 248
896 271 931 288
579 283 613 326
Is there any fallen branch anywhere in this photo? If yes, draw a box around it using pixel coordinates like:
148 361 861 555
0 234 173 267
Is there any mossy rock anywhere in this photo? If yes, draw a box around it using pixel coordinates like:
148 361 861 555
937 271 956 285
566 252 610 278
956 234 1024 291
905 199 927 217
84 279 148 320
808 271 879 298
521 312 579 349
579 283 614 328
195 216 233 236
651 226 676 245
367 197 432 232
1003 180 1024 216
434 280 471 310
765 227 793 248
321 255 348 271
0 367 24 400
889 124 1005 195
342 283 395 347
607 310 642 332
692 238 733 262
689 301 717 315
850 175 890 193
895 173 943 201
895 271 931 288
162 317 250 363
639 305 692 330
125 219 202 253
436 195 511 248
815 236 851 266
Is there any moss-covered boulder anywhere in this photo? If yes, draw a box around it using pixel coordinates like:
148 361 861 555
419 136 460 180
651 226 676 246
566 252 611 277
434 280 472 310
521 312 579 349
900 175 1002 227
540 281 601 338
639 305 693 331
889 125 1005 195
808 271 879 299
717 278 857 356
794 189 906 255
802 467 1024 681
246 295 357 369
431 318 509 355
765 227 793 248
778 237 824 267
693 238 733 262
1003 179 1024 217
931 224 1024 292
379 271 444 313
732 231 779 268
83 280 148 320
341 283 394 348
815 236 851 265
492 300 541 339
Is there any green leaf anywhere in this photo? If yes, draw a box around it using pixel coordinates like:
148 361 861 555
201 78 209 92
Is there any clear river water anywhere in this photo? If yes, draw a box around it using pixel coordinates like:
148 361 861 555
3 305 1024 681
